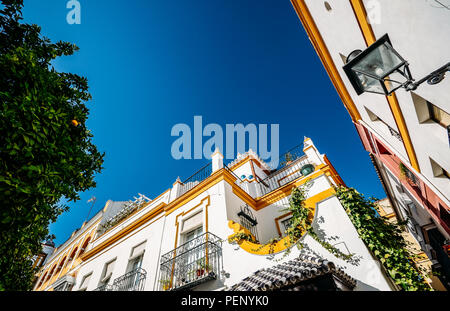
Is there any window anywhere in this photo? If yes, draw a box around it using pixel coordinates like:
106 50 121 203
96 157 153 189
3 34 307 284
79 273 92 291
78 237 91 257
68 247 78 263
365 107 402 142
47 265 56 281
412 92 450 129
182 227 204 271
127 242 146 273
237 205 259 242
439 204 450 228
99 259 116 285
430 157 450 180
400 162 420 187
181 211 203 235
428 101 450 128
281 217 293 234
54 255 67 276
184 227 203 243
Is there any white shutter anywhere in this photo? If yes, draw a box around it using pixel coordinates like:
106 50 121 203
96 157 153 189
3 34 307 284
181 211 203 234
101 259 116 283
130 242 146 260
79 273 91 290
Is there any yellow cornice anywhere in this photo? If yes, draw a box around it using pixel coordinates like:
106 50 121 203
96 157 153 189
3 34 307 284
290 0 361 122
348 0 420 173
80 202 167 261
228 187 335 255
164 168 231 216
77 163 334 263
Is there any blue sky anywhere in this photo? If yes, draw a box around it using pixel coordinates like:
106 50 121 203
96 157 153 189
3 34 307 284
21 0 385 246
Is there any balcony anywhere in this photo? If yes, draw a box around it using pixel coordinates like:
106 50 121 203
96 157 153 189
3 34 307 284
178 163 212 197
159 232 222 291
112 268 147 291
93 284 113 291
257 155 313 197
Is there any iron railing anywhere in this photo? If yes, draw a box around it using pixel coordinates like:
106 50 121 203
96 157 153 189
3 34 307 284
179 163 213 197
276 143 305 171
387 125 403 142
223 163 249 194
53 282 73 291
93 284 114 291
237 205 259 242
112 268 147 291
159 232 222 291
258 156 312 197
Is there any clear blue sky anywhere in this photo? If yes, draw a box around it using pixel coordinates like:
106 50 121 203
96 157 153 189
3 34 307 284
21 0 385 246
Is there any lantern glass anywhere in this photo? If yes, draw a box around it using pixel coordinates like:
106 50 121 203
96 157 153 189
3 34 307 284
343 34 410 95
352 42 404 79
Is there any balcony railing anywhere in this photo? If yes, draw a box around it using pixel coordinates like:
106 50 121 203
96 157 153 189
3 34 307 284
387 125 403 142
93 284 113 291
258 156 312 197
159 232 222 291
178 163 213 197
112 268 147 291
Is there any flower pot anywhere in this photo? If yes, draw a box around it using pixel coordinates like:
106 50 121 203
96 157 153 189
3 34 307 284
197 269 205 277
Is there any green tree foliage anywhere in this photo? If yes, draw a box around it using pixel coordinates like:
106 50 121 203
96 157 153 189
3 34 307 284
335 186 430 291
0 0 104 290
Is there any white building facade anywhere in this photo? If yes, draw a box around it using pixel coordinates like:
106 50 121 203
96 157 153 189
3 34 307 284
290 0 450 289
33 138 395 292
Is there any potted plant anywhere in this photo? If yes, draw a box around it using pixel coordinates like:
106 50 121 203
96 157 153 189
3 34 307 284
281 152 294 166
196 259 212 277
159 279 171 291
399 163 418 187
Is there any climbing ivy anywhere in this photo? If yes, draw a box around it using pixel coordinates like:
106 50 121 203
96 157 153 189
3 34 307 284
278 181 355 262
231 181 355 263
227 232 256 244
335 186 431 291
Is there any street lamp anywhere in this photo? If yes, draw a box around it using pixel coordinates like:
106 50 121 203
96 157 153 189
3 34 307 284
343 33 450 96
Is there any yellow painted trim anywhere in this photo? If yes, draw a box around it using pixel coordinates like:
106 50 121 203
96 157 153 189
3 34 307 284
80 202 167 261
174 196 211 248
164 168 230 216
74 163 333 264
302 145 314 153
348 0 420 172
290 0 361 122
253 164 327 210
228 187 336 255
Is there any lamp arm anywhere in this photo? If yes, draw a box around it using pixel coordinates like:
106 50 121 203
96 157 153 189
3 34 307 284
406 62 450 91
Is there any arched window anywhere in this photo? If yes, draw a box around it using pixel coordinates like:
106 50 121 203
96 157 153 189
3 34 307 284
38 272 48 287
78 237 91 257
68 247 78 262
54 255 67 275
47 265 56 281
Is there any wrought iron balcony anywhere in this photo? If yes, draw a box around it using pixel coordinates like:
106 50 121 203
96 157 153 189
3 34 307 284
258 155 313 197
93 284 113 291
178 163 212 197
112 268 147 291
159 232 222 291
387 125 403 142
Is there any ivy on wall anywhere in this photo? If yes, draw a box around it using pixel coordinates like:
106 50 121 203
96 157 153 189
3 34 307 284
335 186 431 291
229 181 354 263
